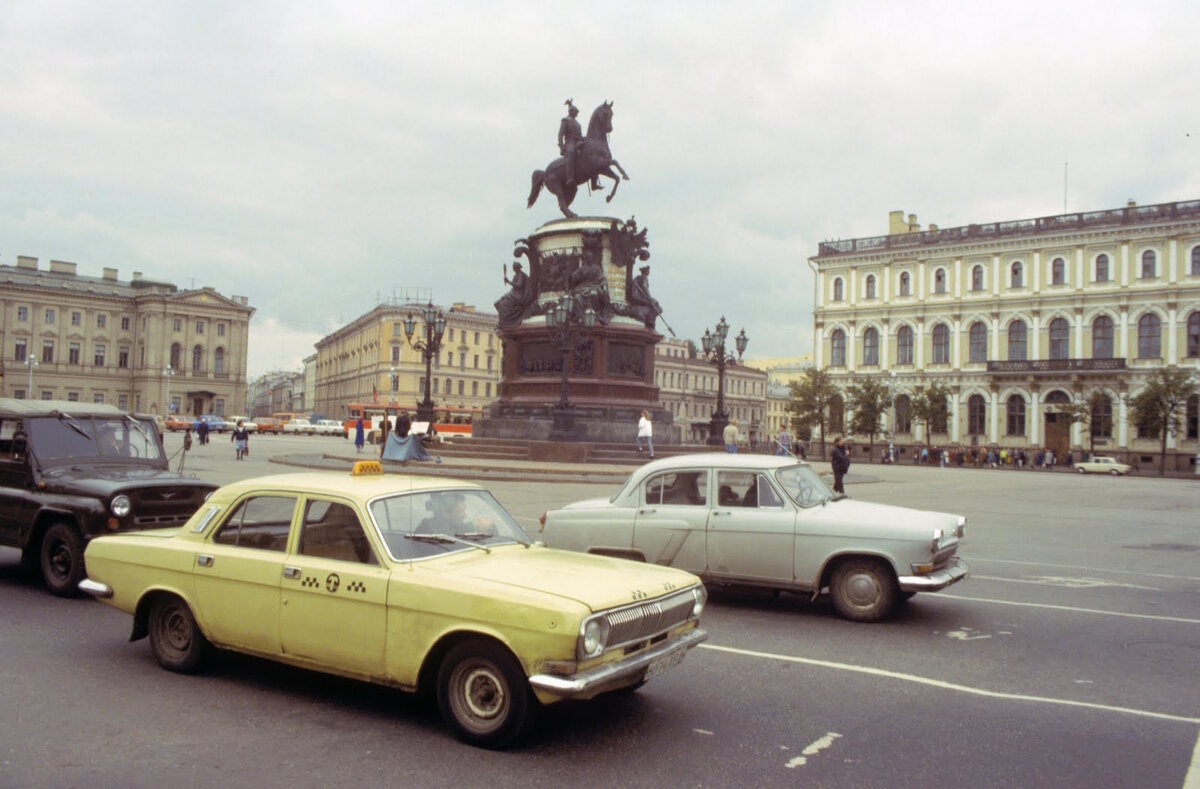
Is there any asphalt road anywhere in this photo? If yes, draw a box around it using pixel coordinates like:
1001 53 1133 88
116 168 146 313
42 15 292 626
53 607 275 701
1 433 1197 788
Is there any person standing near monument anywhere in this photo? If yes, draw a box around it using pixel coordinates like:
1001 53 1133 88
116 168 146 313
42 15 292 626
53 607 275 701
558 99 600 190
636 410 654 458
231 419 250 461
831 436 851 494
723 419 739 453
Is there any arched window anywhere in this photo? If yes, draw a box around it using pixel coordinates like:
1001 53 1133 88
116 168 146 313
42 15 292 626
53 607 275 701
170 343 182 370
833 278 844 301
894 394 912 433
1096 253 1110 282
1092 393 1113 439
967 394 986 435
1048 317 1069 360
1051 257 1065 285
865 275 876 299
862 327 879 365
1138 313 1161 358
969 321 988 363
213 347 226 374
1141 250 1156 279
1011 261 1023 288
1006 395 1026 436
1189 312 1200 357
1092 315 1114 358
934 268 946 294
830 329 846 367
897 325 914 365
1192 246 1200 276
1007 320 1027 361
828 395 844 433
899 272 911 296
931 323 950 364
191 344 204 372
971 265 984 291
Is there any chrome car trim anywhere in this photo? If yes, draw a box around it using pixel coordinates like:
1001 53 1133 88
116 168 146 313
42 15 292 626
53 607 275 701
78 578 113 598
600 588 701 652
530 627 708 697
897 559 969 592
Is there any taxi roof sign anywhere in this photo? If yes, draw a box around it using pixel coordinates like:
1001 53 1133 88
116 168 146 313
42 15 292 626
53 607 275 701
351 460 383 476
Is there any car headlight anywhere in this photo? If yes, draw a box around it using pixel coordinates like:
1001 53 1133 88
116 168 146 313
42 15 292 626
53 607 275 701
579 616 611 659
692 585 708 618
931 528 943 552
956 516 966 538
110 495 132 518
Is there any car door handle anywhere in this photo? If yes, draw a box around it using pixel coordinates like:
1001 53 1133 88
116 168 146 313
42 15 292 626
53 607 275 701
639 508 657 515
197 554 213 567
283 565 301 579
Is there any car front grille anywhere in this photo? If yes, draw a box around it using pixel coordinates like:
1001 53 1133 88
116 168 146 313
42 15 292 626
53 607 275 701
603 589 697 651
130 486 210 527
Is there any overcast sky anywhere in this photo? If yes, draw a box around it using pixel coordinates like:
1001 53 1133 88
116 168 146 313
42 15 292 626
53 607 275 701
3 1 1198 376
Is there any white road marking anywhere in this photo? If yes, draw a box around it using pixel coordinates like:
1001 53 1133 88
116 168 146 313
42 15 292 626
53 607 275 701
970 574 1161 590
947 628 992 641
693 728 714 736
933 594 1200 625
1184 729 1200 789
785 732 842 768
970 557 1200 583
699 643 1200 725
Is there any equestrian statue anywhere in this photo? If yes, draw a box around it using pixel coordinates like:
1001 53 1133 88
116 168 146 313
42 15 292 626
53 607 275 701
528 99 630 218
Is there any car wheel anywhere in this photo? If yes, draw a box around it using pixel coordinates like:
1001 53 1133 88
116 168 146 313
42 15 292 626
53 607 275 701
148 596 211 673
1076 467 1086 474
830 557 898 622
437 639 535 748
39 522 84 597
1109 469 1120 476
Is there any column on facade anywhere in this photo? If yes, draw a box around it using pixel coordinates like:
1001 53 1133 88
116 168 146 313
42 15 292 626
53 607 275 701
1074 310 1084 358
989 388 1000 444
1031 251 1041 293
1075 246 1085 291
880 320 890 368
1120 242 1129 287
1030 314 1041 361
1167 307 1178 363
917 264 926 300
991 315 1001 361
1029 389 1041 447
1117 394 1129 448
992 255 1001 296
951 318 961 368
1117 310 1128 359
954 258 963 299
915 319 925 368
949 391 960 443
849 269 858 307
846 324 857 372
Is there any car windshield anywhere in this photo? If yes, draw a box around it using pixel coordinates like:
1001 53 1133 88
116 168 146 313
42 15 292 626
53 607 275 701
26 415 165 463
368 488 530 561
773 464 835 508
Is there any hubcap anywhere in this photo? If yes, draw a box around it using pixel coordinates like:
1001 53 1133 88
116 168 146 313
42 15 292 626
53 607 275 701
462 666 505 720
845 572 881 607
48 541 71 579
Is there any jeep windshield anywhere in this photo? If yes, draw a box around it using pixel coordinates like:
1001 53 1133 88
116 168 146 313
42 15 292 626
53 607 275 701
26 415 166 463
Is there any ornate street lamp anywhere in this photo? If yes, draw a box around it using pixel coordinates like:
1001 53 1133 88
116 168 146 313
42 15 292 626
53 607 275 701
699 316 748 446
403 302 446 424
164 365 175 414
544 291 597 440
888 370 896 462
26 354 37 397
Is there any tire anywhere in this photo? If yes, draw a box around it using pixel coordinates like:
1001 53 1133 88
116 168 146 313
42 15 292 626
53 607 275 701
1076 467 1086 474
830 557 898 622
436 639 534 748
148 596 211 673
40 522 85 597
1109 469 1120 476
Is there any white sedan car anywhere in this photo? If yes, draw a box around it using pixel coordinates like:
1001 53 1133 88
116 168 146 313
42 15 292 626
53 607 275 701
227 416 258 433
313 419 346 437
1074 456 1132 475
281 418 315 435
539 454 967 622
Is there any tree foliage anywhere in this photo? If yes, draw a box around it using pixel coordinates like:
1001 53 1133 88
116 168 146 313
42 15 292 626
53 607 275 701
909 381 951 447
789 367 840 458
846 377 890 452
1126 368 1197 475
1052 388 1114 457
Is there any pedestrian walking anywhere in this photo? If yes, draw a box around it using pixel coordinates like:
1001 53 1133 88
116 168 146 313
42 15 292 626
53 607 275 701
379 414 391 457
354 417 365 452
776 425 791 456
231 420 250 460
636 410 654 458
831 436 851 494
196 418 209 446
722 419 739 453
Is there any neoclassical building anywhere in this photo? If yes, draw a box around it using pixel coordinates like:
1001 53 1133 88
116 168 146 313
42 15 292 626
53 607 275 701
655 338 768 444
810 200 1200 470
0 256 253 416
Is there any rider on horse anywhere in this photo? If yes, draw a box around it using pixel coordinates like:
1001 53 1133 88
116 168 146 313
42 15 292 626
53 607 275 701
558 99 600 190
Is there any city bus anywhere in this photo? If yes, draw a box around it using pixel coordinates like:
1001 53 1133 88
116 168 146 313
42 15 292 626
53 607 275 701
341 403 479 443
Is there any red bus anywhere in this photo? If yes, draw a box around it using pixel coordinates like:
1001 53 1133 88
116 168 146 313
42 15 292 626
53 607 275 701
342 403 479 443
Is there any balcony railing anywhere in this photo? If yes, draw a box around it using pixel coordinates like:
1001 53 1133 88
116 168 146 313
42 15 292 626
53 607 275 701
986 358 1127 374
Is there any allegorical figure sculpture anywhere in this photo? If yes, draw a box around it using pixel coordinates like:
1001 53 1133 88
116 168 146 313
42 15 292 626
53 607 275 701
529 99 630 218
626 265 662 329
494 261 533 328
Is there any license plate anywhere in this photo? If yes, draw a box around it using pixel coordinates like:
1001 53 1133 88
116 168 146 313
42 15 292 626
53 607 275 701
644 648 687 680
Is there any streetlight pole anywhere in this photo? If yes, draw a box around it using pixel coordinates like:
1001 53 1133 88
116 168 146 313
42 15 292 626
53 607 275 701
164 365 175 414
26 354 37 397
700 316 748 446
888 370 896 463
403 302 446 425
544 291 597 441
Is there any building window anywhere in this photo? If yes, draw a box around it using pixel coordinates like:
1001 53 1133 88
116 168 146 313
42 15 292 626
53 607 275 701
214 347 226 374
1192 246 1200 276
118 394 128 410
170 343 182 369
1008 320 1027 361
862 328 879 366
967 394 986 435
1141 250 1156 279
1092 315 1114 358
173 318 182 332
487 356 493 371
444 377 451 395
1096 254 1109 282
433 379 439 394
67 392 78 402
71 311 81 326
217 323 226 337
865 275 876 299
1187 395 1199 440
1051 257 1065 285
118 346 130 369
97 314 107 329
899 272 910 297
931 324 949 364
1006 395 1026 436
830 329 846 367
894 395 912 433
1093 394 1114 439
1137 313 1161 358
94 344 106 367
968 321 988 363
1188 312 1200 357
17 306 28 321
192 345 204 372
457 381 464 395
971 265 983 291
1048 318 1069 360
93 393 104 404
391 346 400 363
472 381 479 396
46 309 56 324
121 316 131 331
934 269 946 294
14 338 27 362
196 321 205 334
473 354 479 369
833 278 844 302
897 326 913 365
828 395 844 433
474 331 480 344
1011 262 1023 288
485 383 491 397
69 342 81 365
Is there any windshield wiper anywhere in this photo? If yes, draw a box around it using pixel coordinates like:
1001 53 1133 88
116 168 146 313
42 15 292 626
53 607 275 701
57 413 92 440
124 415 151 441
404 532 491 554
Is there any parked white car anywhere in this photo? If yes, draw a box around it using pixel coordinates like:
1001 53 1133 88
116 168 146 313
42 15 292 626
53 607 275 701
314 419 346 437
1074 456 1132 475
227 416 258 433
539 454 967 622
282 418 315 435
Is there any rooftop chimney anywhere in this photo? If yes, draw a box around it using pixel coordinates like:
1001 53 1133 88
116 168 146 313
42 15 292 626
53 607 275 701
16 256 38 270
102 267 118 280
49 260 78 276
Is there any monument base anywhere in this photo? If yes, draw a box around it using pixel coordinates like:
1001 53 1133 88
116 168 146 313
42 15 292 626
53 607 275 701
475 402 673 444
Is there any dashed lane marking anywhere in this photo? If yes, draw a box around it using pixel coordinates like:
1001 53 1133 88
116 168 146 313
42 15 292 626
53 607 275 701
931 594 1200 625
969 557 1200 583
969 574 1160 590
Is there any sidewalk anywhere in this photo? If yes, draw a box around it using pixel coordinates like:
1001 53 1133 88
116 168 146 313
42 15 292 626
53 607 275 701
270 451 634 484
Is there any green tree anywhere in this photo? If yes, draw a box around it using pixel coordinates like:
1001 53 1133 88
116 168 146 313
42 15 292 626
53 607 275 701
847 377 890 455
789 367 840 459
909 382 951 450
1051 387 1114 458
1126 368 1198 476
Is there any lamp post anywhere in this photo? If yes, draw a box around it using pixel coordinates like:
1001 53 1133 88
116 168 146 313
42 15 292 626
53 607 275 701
26 354 37 397
403 302 446 425
888 370 896 463
544 291 597 440
699 316 748 446
164 365 175 414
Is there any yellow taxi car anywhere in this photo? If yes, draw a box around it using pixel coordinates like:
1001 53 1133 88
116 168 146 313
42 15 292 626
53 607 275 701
79 462 707 748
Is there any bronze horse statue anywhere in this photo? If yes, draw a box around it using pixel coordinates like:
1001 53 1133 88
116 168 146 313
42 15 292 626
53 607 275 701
528 101 630 218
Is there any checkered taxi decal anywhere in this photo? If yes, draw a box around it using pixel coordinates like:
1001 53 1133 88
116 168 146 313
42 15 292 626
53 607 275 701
298 574 367 595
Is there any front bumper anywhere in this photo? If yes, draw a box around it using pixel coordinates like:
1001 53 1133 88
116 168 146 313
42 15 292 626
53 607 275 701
897 558 968 593
79 578 114 599
528 626 708 698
